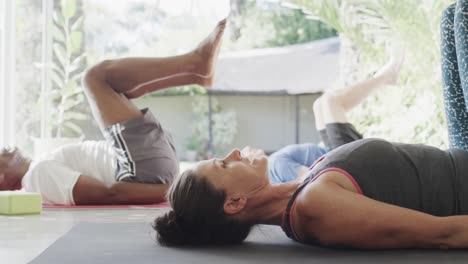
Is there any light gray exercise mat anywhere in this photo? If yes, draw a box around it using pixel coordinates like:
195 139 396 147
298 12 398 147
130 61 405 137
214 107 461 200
31 222 468 264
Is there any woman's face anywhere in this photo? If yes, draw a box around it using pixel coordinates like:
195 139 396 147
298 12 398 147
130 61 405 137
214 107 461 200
195 148 269 197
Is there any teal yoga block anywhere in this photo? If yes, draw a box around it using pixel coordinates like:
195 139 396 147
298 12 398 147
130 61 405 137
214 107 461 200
0 191 42 215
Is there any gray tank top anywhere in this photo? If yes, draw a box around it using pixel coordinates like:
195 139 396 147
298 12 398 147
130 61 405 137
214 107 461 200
282 138 468 243
306 138 468 215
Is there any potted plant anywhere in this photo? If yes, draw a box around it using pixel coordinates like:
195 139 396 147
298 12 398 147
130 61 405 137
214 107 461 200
34 0 88 158
184 135 202 162
188 95 238 159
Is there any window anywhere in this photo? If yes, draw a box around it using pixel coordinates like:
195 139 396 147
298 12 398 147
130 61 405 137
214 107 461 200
0 0 16 148
3 0 227 156
13 0 44 155
0 1 46 155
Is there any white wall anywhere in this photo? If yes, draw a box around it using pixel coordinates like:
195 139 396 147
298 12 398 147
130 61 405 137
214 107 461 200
215 94 322 153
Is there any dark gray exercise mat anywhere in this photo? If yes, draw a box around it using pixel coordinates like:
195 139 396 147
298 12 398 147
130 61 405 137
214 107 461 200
31 222 468 264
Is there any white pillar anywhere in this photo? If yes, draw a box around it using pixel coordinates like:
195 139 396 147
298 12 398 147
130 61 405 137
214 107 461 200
0 0 16 147
40 0 54 138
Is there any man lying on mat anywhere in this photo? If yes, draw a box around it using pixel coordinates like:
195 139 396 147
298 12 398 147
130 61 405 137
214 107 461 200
0 19 227 205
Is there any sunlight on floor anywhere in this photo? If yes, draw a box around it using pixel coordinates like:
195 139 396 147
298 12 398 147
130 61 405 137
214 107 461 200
1 162 193 263
1 208 168 264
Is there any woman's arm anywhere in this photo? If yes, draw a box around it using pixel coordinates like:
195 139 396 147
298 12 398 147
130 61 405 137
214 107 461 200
296 171 468 249
72 175 168 205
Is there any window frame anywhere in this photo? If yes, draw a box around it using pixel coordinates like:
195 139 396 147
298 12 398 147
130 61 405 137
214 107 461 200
0 0 16 147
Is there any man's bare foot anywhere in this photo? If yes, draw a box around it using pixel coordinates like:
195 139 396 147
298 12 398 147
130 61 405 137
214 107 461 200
192 19 227 88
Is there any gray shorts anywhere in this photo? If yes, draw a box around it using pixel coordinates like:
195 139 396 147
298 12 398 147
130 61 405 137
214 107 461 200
103 108 179 184
318 122 363 150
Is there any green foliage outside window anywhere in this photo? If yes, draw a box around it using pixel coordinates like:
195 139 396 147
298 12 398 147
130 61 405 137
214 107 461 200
187 95 238 159
227 0 337 50
287 0 453 147
48 0 88 138
266 8 337 47
148 0 337 96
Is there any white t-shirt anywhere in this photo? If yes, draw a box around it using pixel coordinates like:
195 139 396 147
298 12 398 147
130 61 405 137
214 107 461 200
22 141 117 205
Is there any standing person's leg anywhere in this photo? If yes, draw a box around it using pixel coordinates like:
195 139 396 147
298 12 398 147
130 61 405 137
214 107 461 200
441 4 468 150
313 57 402 149
82 20 226 183
450 0 468 215
455 0 468 107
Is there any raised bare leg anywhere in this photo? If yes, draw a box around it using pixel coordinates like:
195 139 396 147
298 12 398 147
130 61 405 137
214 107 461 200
327 55 403 112
313 55 403 130
114 19 227 98
82 19 227 128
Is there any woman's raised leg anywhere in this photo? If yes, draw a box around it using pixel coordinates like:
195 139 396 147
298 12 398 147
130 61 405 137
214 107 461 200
313 56 402 130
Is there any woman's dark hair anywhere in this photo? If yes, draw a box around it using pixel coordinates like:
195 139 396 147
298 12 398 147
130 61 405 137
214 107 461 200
153 168 253 246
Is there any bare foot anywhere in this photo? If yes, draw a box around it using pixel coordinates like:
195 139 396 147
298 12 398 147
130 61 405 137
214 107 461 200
192 19 227 87
374 51 405 85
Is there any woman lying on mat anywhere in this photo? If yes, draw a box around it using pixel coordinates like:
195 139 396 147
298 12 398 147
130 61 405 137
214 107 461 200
154 4 468 249
0 20 227 205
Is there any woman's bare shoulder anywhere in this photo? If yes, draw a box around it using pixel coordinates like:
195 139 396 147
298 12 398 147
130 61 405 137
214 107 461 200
292 175 338 243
